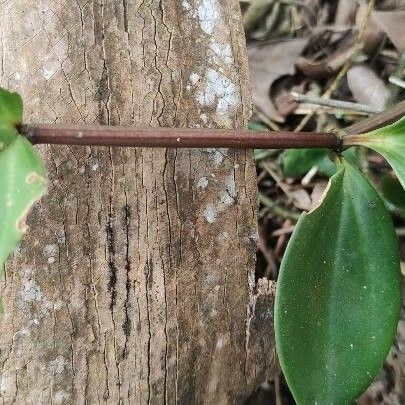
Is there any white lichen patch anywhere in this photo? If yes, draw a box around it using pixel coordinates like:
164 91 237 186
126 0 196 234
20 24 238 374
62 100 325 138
203 203 217 223
202 172 238 222
200 113 208 124
182 0 192 11
249 229 259 242
197 176 209 189
190 72 200 85
49 355 67 375
224 173 236 198
218 174 236 207
216 337 224 350
43 244 58 264
196 69 238 114
43 67 54 80
0 376 13 396
43 244 57 257
53 390 71 405
203 148 228 166
197 0 220 35
219 192 234 206
21 279 43 303
209 42 233 65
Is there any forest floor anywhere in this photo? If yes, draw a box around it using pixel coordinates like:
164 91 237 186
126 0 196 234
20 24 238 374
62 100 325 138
243 1 405 404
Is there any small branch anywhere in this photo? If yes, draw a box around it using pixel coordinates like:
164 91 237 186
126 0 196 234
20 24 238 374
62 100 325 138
389 75 405 90
18 98 405 151
342 99 405 136
291 92 382 114
21 124 341 150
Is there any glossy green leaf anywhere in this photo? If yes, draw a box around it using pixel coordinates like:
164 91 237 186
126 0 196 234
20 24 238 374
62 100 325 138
380 174 405 218
282 148 336 177
0 136 47 271
275 160 401 405
347 117 405 190
0 125 19 150
0 87 23 127
282 148 359 178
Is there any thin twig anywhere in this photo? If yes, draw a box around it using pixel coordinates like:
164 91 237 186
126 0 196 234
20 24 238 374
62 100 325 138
19 92 405 151
294 0 376 132
342 99 405 136
259 194 301 220
21 124 341 150
291 92 382 114
389 75 405 90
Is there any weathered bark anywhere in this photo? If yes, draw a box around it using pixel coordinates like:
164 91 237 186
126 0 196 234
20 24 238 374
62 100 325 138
0 1 276 404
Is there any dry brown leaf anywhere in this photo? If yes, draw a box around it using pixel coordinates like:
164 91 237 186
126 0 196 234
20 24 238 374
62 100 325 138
355 5 384 53
311 182 328 209
373 10 405 52
290 189 312 211
335 0 357 25
296 45 354 79
248 38 308 122
347 64 389 109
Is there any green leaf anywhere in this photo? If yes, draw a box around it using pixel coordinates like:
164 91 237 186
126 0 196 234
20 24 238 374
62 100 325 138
379 174 405 218
0 125 19 150
248 121 268 131
282 148 336 177
282 148 359 178
346 117 405 190
0 136 47 271
275 159 401 405
0 87 23 127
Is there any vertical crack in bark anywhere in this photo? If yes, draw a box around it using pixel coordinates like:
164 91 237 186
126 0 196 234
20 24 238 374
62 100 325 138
122 201 132 355
144 184 152 405
123 0 129 34
106 208 117 311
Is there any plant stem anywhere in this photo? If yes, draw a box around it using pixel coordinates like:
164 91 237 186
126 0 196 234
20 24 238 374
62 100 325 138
21 124 341 150
291 92 382 114
259 193 301 220
342 99 405 136
19 98 405 151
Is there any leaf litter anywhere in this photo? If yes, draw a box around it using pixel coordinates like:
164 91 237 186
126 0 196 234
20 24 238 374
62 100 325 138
242 0 405 403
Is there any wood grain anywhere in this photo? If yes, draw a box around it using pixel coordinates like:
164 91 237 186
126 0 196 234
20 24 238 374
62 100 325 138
0 1 276 403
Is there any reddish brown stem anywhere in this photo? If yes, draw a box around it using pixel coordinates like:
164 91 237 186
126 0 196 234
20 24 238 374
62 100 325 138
21 124 341 150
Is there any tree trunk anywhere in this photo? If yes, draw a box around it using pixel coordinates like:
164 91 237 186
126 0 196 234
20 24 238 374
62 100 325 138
0 1 276 404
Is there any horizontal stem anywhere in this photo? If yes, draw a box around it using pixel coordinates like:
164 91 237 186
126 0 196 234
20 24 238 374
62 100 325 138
21 124 341 150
